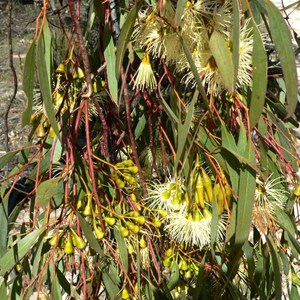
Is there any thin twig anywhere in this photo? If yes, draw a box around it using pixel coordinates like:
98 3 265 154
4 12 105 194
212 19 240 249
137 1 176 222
3 0 18 175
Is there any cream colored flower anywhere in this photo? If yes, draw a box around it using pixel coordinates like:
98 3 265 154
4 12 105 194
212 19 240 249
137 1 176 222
255 174 288 212
132 53 157 91
164 206 227 249
145 177 185 212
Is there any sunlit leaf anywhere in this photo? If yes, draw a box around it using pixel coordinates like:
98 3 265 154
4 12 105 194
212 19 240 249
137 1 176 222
249 21 267 128
36 178 61 209
264 0 298 118
104 25 118 104
0 227 45 276
22 41 36 126
209 31 234 93
115 0 143 80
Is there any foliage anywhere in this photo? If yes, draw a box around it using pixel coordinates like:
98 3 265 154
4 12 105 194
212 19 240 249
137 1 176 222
1 0 300 298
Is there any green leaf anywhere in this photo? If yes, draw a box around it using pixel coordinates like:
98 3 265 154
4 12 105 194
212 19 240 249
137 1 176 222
0 150 19 170
115 0 143 80
0 227 44 276
174 0 187 27
0 194 8 257
78 214 104 258
167 262 179 290
232 0 240 87
103 269 121 299
249 21 267 128
37 25 60 140
36 178 61 209
264 0 298 118
134 114 146 140
0 277 6 300
235 141 256 247
50 262 62 300
22 41 36 126
209 31 234 93
266 236 282 300
114 227 128 272
181 38 210 111
104 25 118 104
174 90 198 171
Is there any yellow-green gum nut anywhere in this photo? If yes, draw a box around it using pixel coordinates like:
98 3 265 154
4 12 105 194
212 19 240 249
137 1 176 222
83 201 92 216
64 234 74 255
153 218 162 228
94 225 105 240
133 215 146 225
127 222 139 234
77 198 84 210
163 257 172 267
128 211 140 218
120 226 129 237
48 234 60 247
201 168 213 203
179 259 188 271
127 243 135 254
70 229 86 249
122 160 134 167
121 287 130 299
56 63 65 74
104 217 116 226
185 269 192 279
130 193 137 202
124 175 136 185
49 126 56 138
111 171 118 180
294 183 300 196
165 248 173 258
36 123 46 137
193 209 203 222
116 178 125 189
77 67 85 79
139 236 147 248
203 208 212 219
161 189 171 200
158 210 167 217
128 166 138 175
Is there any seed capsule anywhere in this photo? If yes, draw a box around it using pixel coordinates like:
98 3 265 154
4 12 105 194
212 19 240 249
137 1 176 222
133 215 146 225
48 233 61 247
70 229 86 249
126 222 139 234
121 288 130 299
104 217 116 226
83 194 93 216
139 236 147 248
64 233 74 255
294 183 300 197
94 225 105 240
179 259 188 271
195 173 205 208
165 248 173 258
116 178 125 189
201 168 213 204
120 226 129 237
128 166 138 174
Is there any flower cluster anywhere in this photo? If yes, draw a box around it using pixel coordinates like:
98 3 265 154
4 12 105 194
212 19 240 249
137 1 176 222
131 0 254 94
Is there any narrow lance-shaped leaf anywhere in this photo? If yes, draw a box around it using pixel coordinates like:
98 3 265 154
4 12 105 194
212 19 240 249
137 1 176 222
174 0 187 27
174 90 198 171
115 0 143 80
37 25 61 140
0 227 45 276
22 41 36 126
181 37 210 111
235 140 256 247
249 20 267 128
104 25 118 104
209 31 234 94
264 0 298 118
232 0 240 87
266 236 282 300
